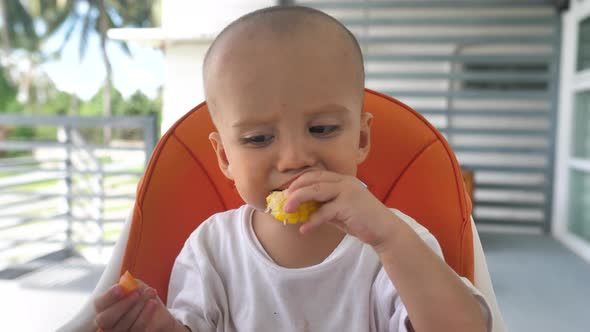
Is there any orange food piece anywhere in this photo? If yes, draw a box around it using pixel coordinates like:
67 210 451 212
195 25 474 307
119 270 140 294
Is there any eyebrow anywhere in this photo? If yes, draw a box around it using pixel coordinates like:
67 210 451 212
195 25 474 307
304 104 351 116
231 104 351 129
231 116 277 129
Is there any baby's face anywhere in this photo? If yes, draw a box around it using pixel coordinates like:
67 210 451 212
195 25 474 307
207 35 370 210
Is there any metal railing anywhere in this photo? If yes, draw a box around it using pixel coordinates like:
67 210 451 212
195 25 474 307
0 114 157 271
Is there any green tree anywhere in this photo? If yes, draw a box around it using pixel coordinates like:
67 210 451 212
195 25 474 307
120 90 158 116
0 65 19 143
114 89 160 140
41 89 72 115
0 67 16 111
54 0 159 142
31 88 74 140
80 86 123 117
0 0 75 51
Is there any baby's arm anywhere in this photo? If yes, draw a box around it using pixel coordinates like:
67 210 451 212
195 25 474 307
374 212 488 332
284 170 489 331
94 279 190 332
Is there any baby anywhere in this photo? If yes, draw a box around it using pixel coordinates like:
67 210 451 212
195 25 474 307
93 5 492 332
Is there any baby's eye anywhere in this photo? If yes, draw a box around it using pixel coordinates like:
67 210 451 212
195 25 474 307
241 135 274 146
309 125 340 137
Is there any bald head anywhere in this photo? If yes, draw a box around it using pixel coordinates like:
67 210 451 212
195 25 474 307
204 6 363 73
203 6 365 122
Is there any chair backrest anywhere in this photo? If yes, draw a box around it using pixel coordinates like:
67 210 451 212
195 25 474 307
120 88 474 303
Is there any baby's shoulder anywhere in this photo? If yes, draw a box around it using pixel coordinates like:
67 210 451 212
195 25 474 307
388 208 442 255
389 208 430 236
185 204 249 244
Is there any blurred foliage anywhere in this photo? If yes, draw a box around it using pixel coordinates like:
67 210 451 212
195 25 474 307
78 87 161 142
80 86 124 117
0 0 161 140
120 89 161 116
50 0 160 140
0 68 16 111
0 0 74 52
1 85 161 142
0 0 162 144
1 0 159 59
0 0 75 116
42 89 73 115
0 0 162 149
111 0 161 28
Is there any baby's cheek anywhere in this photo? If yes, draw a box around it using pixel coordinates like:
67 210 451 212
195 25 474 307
331 159 358 176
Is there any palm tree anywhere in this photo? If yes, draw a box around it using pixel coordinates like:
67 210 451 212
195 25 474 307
1 0 159 136
54 0 158 142
0 0 74 112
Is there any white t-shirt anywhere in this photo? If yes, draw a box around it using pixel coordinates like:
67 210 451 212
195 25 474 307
167 204 491 332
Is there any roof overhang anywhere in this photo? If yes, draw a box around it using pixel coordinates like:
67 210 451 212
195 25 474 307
107 28 215 48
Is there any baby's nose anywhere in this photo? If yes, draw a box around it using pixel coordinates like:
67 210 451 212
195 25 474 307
276 138 315 172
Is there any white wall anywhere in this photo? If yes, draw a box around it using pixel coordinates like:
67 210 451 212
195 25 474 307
161 43 209 132
160 0 276 132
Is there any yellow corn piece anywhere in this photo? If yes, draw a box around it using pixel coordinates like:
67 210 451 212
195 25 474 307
265 190 321 225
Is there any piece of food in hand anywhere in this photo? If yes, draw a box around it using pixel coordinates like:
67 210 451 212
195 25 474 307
265 190 321 225
119 270 140 294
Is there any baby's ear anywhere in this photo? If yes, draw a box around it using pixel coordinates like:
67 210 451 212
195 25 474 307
357 112 373 164
209 132 233 180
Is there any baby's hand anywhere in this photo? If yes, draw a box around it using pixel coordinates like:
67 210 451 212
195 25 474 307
94 277 182 332
284 170 398 248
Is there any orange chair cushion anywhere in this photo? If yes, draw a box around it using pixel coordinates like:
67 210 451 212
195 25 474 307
120 89 474 303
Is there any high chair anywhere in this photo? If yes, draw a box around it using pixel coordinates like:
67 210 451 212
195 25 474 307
59 88 505 331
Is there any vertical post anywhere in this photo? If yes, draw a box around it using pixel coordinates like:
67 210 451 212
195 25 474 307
545 13 563 235
64 125 74 250
98 152 105 252
144 114 158 167
447 49 456 146
447 43 471 147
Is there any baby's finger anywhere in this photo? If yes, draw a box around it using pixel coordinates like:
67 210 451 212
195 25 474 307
129 299 158 332
94 284 126 313
95 291 140 330
286 170 340 194
284 181 339 213
299 202 340 234
132 278 149 293
110 288 157 332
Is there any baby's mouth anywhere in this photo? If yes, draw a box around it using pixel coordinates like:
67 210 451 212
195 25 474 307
275 174 305 192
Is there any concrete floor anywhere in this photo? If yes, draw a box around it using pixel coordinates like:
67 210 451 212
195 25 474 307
480 232 590 332
2 232 590 331
1 257 103 331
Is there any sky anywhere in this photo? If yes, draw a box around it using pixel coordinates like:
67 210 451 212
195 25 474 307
40 10 164 101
